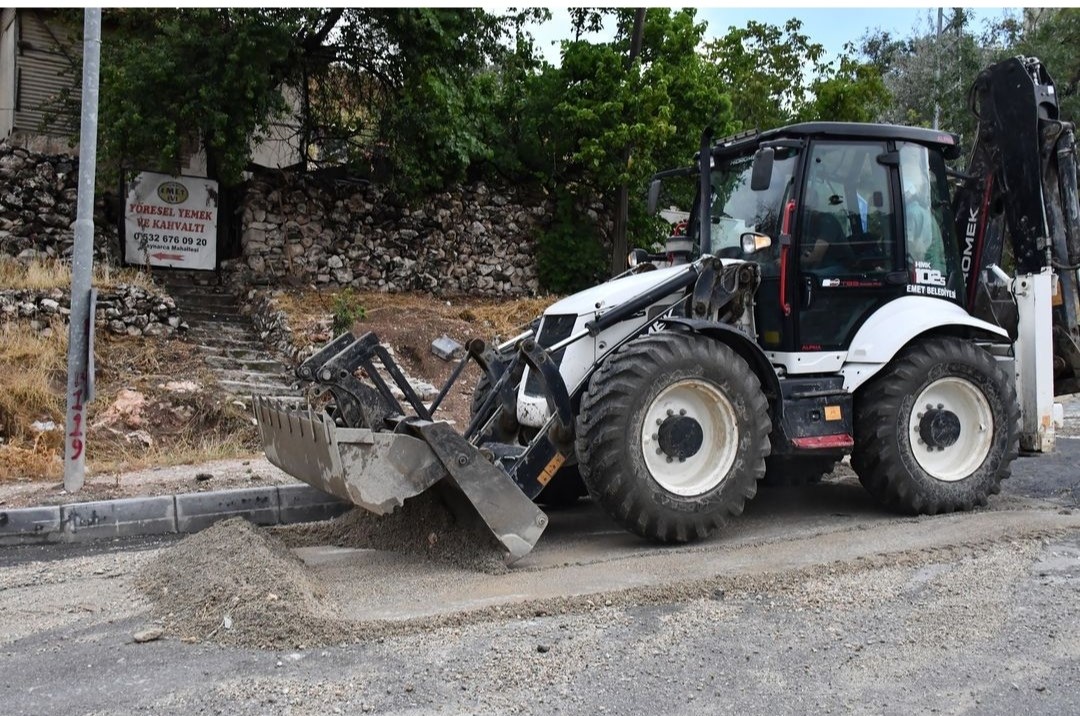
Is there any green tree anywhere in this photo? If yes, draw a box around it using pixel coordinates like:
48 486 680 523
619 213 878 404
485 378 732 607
97 9 328 185
806 50 891 123
858 9 996 143
704 19 827 131
500 8 735 291
323 8 546 196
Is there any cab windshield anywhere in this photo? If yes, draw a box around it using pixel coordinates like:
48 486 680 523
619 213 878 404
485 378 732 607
689 150 800 257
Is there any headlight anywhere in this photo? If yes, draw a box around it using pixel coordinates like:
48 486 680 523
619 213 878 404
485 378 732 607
740 232 773 254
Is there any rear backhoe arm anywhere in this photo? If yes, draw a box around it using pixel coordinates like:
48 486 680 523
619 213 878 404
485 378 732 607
955 56 1080 394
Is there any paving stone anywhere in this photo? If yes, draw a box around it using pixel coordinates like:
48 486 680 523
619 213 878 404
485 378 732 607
175 487 280 532
277 483 351 525
0 506 62 545
61 496 176 540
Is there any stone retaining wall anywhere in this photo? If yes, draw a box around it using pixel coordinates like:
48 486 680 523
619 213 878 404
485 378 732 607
0 284 185 337
0 141 614 300
0 142 117 263
233 176 553 297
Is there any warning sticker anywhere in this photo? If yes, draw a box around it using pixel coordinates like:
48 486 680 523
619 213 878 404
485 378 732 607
537 452 567 487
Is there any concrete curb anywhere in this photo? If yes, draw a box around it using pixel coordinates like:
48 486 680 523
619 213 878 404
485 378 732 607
0 484 349 546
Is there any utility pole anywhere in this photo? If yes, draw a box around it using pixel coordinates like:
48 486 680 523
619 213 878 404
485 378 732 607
64 9 102 492
611 8 647 276
933 7 943 130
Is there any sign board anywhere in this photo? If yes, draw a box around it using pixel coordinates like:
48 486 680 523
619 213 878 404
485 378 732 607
124 171 219 270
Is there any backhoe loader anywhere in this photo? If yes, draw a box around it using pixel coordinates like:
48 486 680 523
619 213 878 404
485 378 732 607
255 56 1080 562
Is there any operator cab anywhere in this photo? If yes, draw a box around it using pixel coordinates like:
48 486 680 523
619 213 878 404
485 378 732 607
650 123 966 354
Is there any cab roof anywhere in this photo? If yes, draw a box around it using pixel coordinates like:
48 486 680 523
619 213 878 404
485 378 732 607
712 122 963 161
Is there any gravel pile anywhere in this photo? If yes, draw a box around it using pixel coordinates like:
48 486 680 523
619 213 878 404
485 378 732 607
278 489 510 574
136 518 342 649
136 494 509 648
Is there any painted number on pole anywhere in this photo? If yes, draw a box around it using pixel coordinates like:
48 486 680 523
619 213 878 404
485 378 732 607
69 372 85 461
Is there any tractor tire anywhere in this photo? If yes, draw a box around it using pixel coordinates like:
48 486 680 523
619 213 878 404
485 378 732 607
762 455 838 487
851 336 1019 514
576 331 772 543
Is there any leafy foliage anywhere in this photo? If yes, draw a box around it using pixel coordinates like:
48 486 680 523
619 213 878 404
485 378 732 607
331 289 367 334
535 194 608 294
97 9 316 185
318 8 546 196
704 19 827 131
807 51 891 123
509 9 735 288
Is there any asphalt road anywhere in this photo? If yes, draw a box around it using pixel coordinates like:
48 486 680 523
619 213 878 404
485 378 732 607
1 438 1079 715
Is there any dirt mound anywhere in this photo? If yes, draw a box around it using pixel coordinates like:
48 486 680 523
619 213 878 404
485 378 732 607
136 518 342 648
277 489 510 574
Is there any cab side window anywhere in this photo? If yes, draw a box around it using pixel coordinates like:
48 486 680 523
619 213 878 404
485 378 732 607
799 142 895 275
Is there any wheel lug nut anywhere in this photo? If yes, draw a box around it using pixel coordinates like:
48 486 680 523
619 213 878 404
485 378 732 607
666 456 673 463
937 403 944 410
917 438 924 445
926 404 934 411
651 434 659 441
667 409 674 416
656 418 663 426
679 409 687 416
678 457 685 463
917 413 924 419
655 448 663 455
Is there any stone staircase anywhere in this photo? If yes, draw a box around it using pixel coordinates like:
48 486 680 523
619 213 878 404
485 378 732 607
155 271 299 399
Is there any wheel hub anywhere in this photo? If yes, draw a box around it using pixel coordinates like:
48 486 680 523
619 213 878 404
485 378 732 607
657 415 704 459
919 408 961 449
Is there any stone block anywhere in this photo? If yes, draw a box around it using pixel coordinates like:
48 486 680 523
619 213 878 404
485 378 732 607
431 334 463 361
175 487 280 533
0 506 62 545
61 496 177 541
277 484 350 525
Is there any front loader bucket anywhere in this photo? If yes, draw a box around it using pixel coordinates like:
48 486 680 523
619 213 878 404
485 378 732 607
254 396 548 561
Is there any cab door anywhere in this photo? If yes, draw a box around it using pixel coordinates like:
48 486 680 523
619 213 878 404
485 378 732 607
795 140 906 351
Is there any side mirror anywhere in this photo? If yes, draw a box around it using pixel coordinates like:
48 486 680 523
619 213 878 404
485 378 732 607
740 232 773 254
647 179 661 216
750 147 774 191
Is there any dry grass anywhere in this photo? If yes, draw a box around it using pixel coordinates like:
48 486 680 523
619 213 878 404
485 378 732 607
0 322 257 483
88 430 257 476
273 289 560 340
0 255 155 291
0 321 67 479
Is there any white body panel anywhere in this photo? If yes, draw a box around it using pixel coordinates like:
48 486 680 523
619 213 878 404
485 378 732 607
1014 271 1059 452
543 264 689 317
768 351 846 375
838 296 1009 392
517 265 703 428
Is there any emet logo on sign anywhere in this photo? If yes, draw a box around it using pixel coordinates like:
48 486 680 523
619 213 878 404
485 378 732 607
156 181 189 204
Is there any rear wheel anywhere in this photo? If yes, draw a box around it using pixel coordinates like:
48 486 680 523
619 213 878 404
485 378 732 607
576 331 771 543
851 337 1019 513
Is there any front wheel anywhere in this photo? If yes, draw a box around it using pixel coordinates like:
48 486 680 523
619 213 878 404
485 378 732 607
851 336 1019 514
576 331 772 543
